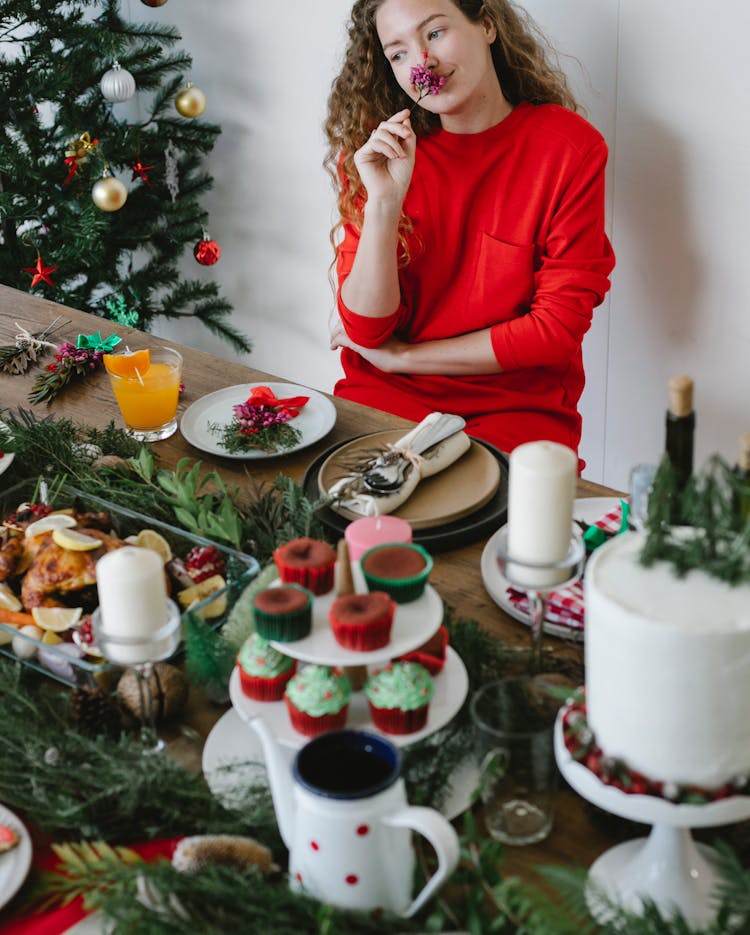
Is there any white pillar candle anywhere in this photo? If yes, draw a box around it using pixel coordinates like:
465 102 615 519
507 441 577 588
96 546 169 664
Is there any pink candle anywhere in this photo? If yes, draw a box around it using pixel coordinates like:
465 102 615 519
344 515 413 562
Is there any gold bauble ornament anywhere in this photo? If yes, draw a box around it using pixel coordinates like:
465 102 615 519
175 82 207 118
92 172 128 212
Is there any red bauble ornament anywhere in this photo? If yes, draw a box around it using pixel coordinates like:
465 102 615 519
194 238 221 266
141 0 168 6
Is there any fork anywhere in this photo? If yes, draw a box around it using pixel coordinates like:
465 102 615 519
362 413 466 493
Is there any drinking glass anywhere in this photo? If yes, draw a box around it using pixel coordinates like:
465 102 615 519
471 676 560 845
104 346 182 441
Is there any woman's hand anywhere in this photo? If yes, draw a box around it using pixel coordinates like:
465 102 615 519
330 318 408 373
354 109 416 208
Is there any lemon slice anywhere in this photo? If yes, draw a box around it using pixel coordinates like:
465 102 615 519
41 630 64 645
133 529 173 563
31 606 83 632
0 583 22 613
177 574 227 619
25 513 78 538
52 528 102 551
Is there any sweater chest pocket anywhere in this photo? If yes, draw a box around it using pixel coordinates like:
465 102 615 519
470 233 535 326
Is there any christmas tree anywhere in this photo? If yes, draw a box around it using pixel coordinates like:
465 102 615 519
0 0 250 353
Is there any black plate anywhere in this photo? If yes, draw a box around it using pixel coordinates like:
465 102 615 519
303 436 509 553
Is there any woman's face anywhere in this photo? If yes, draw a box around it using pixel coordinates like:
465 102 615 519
375 0 500 124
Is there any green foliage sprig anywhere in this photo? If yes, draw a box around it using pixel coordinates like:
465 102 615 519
641 454 750 584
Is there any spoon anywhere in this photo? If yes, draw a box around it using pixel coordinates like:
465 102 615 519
362 413 465 493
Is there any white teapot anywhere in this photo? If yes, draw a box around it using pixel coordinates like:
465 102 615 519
242 715 460 917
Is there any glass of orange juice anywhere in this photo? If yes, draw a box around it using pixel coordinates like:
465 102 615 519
103 346 183 441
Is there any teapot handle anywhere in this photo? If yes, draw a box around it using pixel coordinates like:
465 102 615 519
383 806 460 917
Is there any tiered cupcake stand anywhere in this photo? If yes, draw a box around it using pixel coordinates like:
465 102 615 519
204 565 472 816
554 702 750 928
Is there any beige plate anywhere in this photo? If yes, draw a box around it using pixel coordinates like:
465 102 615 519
318 429 501 530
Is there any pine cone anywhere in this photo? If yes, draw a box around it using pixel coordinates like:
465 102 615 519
70 685 122 737
117 662 188 724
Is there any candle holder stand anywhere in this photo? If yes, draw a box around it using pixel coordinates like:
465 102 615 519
93 599 181 752
493 526 585 673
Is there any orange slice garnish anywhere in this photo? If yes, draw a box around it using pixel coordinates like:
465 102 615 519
103 349 150 378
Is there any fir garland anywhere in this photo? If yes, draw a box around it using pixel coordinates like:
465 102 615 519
641 454 750 584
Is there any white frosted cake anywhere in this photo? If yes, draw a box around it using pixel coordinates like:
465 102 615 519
584 530 750 789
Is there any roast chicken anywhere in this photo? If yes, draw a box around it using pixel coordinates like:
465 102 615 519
0 511 125 608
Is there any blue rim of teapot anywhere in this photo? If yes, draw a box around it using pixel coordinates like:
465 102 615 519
293 729 402 800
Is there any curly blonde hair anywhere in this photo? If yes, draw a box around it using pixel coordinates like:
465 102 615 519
324 0 578 254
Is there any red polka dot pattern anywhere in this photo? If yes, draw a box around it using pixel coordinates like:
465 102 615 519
345 874 359 885
356 824 370 836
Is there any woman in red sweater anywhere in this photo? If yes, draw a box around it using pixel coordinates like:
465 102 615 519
325 0 615 469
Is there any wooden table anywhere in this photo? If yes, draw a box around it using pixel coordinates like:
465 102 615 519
0 285 634 898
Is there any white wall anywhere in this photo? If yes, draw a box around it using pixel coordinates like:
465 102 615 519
132 0 750 489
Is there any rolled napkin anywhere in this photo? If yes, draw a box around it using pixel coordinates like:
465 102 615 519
328 412 470 517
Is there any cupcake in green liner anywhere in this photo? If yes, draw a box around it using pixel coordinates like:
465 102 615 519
284 664 351 737
360 542 433 603
237 633 296 702
364 661 434 734
252 583 313 642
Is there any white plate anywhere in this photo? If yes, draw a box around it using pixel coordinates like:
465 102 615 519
0 803 32 912
267 565 443 666
179 382 337 459
203 702 478 821
480 497 621 640
0 420 15 481
229 646 468 750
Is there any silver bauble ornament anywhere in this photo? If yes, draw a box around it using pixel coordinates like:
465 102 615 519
100 61 136 103
175 82 207 118
92 172 128 212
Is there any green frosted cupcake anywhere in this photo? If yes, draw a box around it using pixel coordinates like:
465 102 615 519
252 583 313 642
360 543 433 603
237 633 296 701
284 664 351 736
364 661 434 734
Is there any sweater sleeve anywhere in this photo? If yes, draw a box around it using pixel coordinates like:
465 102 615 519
335 221 407 348
490 139 615 371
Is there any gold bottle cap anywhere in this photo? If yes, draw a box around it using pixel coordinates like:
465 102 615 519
668 375 694 418
739 432 750 471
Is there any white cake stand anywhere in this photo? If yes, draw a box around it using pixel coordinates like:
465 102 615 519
554 707 750 928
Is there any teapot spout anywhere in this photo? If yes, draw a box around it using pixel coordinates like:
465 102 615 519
237 710 295 848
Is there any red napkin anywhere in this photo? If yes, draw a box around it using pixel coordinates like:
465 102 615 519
246 386 309 419
0 838 181 935
506 503 625 632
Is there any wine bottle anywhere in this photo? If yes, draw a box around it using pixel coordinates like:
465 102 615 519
735 432 750 522
665 375 695 493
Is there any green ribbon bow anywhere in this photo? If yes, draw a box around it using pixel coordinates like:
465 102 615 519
582 498 630 552
76 332 122 353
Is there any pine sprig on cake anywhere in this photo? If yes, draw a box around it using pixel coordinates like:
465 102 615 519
641 454 750 584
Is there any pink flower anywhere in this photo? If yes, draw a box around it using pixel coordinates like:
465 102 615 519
409 60 445 103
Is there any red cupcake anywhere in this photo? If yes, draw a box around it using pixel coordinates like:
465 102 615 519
273 537 336 596
329 591 396 651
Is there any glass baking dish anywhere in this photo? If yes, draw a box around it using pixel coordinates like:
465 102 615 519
0 478 259 689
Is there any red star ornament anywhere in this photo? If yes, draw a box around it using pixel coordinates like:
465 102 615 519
131 160 155 184
22 253 59 289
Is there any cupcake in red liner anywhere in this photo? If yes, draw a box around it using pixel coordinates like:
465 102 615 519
273 537 336 596
237 633 296 701
329 591 395 651
360 543 433 603
364 661 434 735
252 583 313 642
396 625 449 676
284 664 351 737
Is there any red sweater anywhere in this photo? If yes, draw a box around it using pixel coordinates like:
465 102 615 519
334 102 615 464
